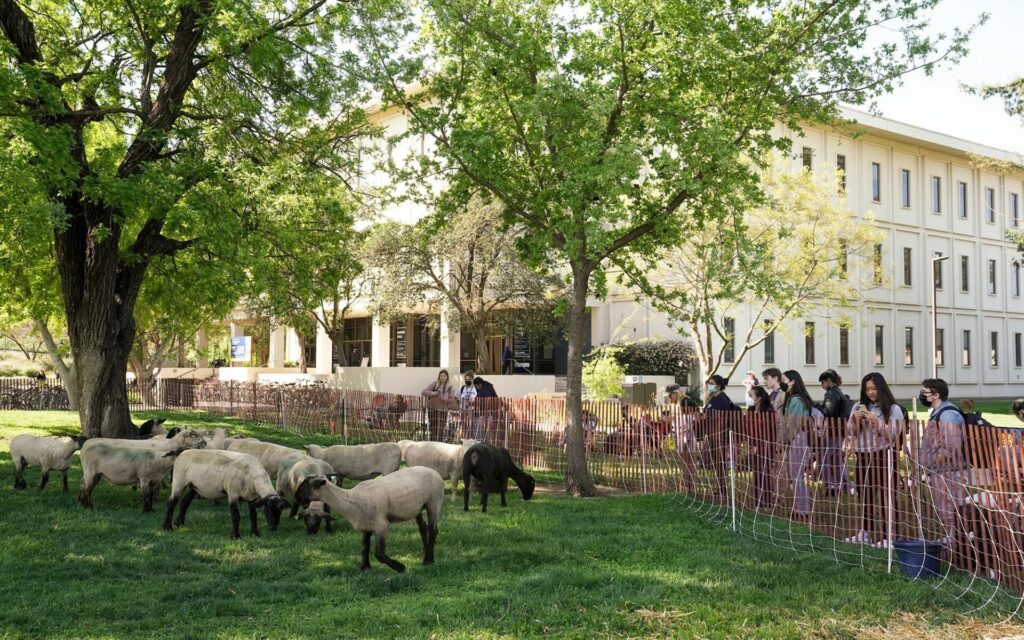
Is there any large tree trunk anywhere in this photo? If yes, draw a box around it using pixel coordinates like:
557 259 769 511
564 265 598 497
33 317 79 410
74 328 137 438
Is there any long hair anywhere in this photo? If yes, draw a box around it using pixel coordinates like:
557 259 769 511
750 385 773 412
435 369 451 391
859 372 897 421
781 370 812 414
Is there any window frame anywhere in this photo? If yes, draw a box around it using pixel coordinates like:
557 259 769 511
874 325 885 366
871 162 881 203
904 327 914 367
900 169 911 208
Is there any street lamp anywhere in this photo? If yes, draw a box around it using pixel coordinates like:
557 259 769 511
931 254 950 379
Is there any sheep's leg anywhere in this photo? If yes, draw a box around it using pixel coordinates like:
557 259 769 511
450 471 458 501
480 486 489 513
499 472 509 507
360 531 372 570
463 470 473 512
163 494 180 531
229 501 242 540
427 508 438 564
13 457 27 490
415 513 429 563
289 500 301 520
61 469 69 492
248 502 260 537
38 469 50 492
174 488 198 527
140 480 154 513
324 505 334 534
374 530 405 573
78 474 99 508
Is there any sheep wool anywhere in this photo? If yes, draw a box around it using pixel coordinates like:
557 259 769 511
276 453 335 516
78 440 199 511
226 439 304 480
401 439 478 499
303 443 401 486
11 434 86 492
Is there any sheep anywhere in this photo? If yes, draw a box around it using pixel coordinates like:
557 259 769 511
78 441 200 511
401 439 478 499
86 428 207 452
462 443 536 513
225 439 304 480
162 449 289 540
303 466 444 572
10 434 88 492
275 453 336 519
303 443 401 486
138 418 168 438
295 501 333 535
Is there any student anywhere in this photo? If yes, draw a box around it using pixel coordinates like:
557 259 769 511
780 370 813 520
817 369 850 495
501 345 513 375
747 385 777 511
703 374 734 412
843 372 904 547
421 370 454 441
703 374 735 498
1014 398 1024 425
457 371 478 440
742 371 759 408
473 377 498 441
918 378 967 553
762 368 787 415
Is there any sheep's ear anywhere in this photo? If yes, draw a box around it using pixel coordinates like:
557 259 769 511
252 496 268 507
163 447 187 458
155 418 167 426
75 435 88 447
165 427 181 439
303 444 313 453
326 474 339 482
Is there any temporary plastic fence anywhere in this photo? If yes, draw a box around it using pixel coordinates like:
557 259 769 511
5 377 1024 617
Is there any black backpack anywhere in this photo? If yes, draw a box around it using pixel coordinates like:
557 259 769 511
933 404 993 428
840 394 857 420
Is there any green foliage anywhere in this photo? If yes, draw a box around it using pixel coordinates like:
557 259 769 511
582 347 626 400
590 340 694 378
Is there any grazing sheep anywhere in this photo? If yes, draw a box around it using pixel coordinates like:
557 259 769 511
78 442 199 511
303 443 401 486
276 453 336 518
11 434 88 491
462 443 536 513
138 418 168 438
162 449 289 539
401 439 478 499
86 428 207 452
304 466 444 572
225 439 304 480
296 501 334 535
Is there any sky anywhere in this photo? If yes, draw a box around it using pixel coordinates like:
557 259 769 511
868 0 1024 154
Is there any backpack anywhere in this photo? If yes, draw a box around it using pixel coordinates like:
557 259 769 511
840 394 857 420
933 404 993 428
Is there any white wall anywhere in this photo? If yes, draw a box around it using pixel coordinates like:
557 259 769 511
332 367 559 397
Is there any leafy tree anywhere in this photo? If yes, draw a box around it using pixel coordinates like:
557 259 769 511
366 0 975 495
582 347 625 401
630 154 883 384
0 0 378 436
362 194 562 373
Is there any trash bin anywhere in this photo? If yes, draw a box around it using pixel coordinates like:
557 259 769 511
892 540 943 579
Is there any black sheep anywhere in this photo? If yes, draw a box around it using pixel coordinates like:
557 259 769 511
462 443 535 513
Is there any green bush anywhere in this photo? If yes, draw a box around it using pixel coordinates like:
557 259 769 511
588 340 694 379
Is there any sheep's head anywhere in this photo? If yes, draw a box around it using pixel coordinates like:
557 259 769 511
519 473 536 501
253 494 288 531
297 501 333 535
169 429 207 450
74 435 88 449
303 444 323 459
294 476 330 506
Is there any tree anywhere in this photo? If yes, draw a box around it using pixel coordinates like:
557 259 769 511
362 193 562 374
0 0 379 436
630 154 883 384
365 0 975 496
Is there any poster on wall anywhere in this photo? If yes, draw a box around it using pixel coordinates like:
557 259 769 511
230 336 252 361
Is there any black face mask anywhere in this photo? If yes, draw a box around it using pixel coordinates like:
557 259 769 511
917 392 930 406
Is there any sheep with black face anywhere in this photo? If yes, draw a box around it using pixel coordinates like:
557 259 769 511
162 449 289 539
462 443 535 513
11 434 88 491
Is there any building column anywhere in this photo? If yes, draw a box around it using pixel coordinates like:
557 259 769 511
268 326 286 368
314 323 334 375
439 314 460 370
196 330 209 367
371 319 391 367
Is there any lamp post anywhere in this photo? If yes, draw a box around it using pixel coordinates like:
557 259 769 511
931 254 950 379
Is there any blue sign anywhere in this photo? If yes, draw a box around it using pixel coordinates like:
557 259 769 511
230 336 251 361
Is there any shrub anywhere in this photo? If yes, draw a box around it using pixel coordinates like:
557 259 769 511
582 348 625 400
588 340 694 379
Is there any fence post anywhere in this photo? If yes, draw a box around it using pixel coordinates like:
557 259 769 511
278 386 284 428
342 389 348 443
887 447 895 574
639 416 648 496
729 429 737 533
229 380 234 414
504 405 510 450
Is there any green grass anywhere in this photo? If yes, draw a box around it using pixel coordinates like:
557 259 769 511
0 410 1021 639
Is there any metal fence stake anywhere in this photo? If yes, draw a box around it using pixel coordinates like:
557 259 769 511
729 429 737 533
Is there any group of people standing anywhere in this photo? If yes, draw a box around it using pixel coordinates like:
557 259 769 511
420 370 498 442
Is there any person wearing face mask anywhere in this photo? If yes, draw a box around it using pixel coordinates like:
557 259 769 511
817 369 850 496
779 370 813 520
762 368 787 415
918 378 967 554
702 374 736 499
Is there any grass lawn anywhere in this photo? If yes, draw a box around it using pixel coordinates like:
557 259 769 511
1 410 1022 639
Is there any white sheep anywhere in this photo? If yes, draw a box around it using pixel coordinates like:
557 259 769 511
86 428 208 452
304 466 445 572
275 453 336 519
162 449 289 539
10 434 87 492
303 443 401 486
401 439 478 499
78 440 202 511
226 439 304 479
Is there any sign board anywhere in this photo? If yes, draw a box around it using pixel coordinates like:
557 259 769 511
625 375 644 384
230 336 252 361
513 336 531 361
393 326 407 364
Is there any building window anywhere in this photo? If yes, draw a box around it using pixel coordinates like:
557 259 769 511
986 187 996 223
805 322 815 365
723 317 735 363
1013 193 1021 228
802 147 813 170
904 327 914 366
932 176 942 213
837 154 847 191
336 317 373 368
962 329 972 367
958 181 968 218
763 320 775 364
960 255 969 292
990 331 999 367
903 247 912 286
936 328 945 368
871 162 881 202
873 244 883 284
1015 332 1022 368
988 259 997 295
900 169 911 208
1013 261 1021 298
934 251 944 290
874 325 884 366
839 327 850 366
838 241 848 278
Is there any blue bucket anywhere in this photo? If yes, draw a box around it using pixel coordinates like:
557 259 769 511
892 540 943 579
